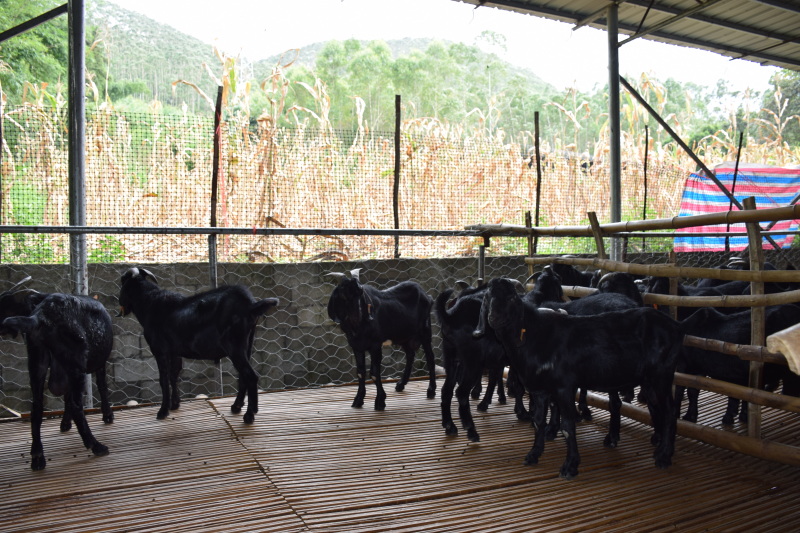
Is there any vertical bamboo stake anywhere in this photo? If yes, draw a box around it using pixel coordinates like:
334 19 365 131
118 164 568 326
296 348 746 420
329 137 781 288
642 125 649 251
744 196 765 437
725 131 745 252
588 212 607 259
210 86 223 397
393 94 401 259
533 111 543 254
525 211 533 278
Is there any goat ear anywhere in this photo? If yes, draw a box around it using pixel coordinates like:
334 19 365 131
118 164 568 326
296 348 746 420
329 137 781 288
327 293 340 323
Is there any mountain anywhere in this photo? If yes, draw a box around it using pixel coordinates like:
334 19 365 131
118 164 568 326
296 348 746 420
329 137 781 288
88 1 556 115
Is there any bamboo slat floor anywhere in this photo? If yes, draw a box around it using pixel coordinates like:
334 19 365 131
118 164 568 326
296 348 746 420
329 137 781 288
1 380 798 532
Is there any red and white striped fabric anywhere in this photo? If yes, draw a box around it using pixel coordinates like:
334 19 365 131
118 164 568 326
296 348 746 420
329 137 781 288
674 163 800 252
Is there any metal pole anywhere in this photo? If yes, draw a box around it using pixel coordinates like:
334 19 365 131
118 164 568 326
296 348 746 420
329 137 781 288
607 3 622 261
68 0 91 406
533 111 543 255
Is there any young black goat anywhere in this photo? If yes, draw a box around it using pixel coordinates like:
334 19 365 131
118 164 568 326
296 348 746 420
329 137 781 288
435 283 523 442
476 277 682 479
327 269 436 411
118 267 279 423
529 266 642 425
679 304 800 425
0 278 115 433
2 290 114 470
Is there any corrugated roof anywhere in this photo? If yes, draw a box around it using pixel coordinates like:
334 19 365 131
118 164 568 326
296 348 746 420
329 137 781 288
454 0 800 71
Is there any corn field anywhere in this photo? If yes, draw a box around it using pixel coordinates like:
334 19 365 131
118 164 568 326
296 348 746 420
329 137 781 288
1 102 796 264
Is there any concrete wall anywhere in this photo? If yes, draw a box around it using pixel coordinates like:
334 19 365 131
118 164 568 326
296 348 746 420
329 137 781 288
0 256 526 413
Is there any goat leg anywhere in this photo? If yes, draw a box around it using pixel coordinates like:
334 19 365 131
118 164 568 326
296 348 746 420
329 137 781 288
557 388 581 480
395 346 414 392
169 356 182 411
155 355 171 420
603 391 622 448
577 388 592 421
525 393 549 465
440 370 458 436
28 356 47 471
369 349 387 411
66 372 108 458
422 340 437 399
351 350 367 408
95 366 114 424
455 367 480 442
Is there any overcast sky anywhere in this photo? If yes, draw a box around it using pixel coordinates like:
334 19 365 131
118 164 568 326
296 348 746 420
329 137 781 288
107 0 779 94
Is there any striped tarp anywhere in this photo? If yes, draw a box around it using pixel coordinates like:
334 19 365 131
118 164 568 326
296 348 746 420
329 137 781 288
674 163 800 252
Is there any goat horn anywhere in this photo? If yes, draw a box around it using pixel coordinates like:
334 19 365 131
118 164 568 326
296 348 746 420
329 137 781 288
326 272 347 282
139 268 157 282
6 275 32 294
350 268 362 282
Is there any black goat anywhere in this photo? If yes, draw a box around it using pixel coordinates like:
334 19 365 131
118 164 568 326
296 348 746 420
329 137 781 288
678 304 800 425
327 269 436 410
2 290 114 470
529 266 641 426
476 277 682 479
118 267 278 423
435 283 524 442
0 278 115 433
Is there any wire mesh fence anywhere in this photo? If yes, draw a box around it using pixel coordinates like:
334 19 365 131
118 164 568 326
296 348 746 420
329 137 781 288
0 106 688 264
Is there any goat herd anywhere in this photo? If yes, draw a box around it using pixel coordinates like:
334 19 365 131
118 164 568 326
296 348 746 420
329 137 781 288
2 259 798 480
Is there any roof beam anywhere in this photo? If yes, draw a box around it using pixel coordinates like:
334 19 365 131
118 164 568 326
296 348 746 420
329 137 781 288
624 0 800 44
619 0 731 46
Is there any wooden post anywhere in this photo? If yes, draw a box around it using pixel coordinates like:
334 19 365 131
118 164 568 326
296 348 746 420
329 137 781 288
744 196 765 437
533 111 543 254
525 211 533 278
587 212 607 259
393 94 401 258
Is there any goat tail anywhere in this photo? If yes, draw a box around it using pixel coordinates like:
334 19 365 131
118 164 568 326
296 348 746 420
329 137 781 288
2 315 37 335
433 289 455 324
251 297 279 318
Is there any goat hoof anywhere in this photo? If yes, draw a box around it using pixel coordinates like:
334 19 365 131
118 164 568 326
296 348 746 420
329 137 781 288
516 411 530 421
498 397 506 405
654 455 672 469
230 404 243 414
467 430 480 442
374 402 386 411
580 410 593 422
559 467 578 480
351 398 364 408
476 401 489 412
30 455 46 471
156 409 169 420
395 382 405 392
721 415 735 426
243 412 255 424
427 388 436 399
603 434 619 448
60 419 72 432
682 413 698 424
103 413 114 424
523 453 540 466
443 424 458 436
91 443 109 457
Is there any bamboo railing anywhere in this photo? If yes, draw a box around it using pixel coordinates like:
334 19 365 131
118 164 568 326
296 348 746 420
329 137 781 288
469 198 800 465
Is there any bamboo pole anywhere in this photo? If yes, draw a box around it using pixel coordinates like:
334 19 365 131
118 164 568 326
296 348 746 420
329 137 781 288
673 372 800 413
525 256 800 284
584 392 800 466
744 197 766 436
587 212 607 259
467 203 800 237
